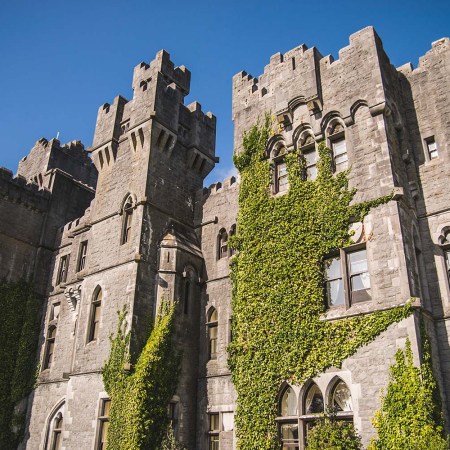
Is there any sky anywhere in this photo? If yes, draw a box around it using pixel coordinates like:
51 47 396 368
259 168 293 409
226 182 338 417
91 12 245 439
0 0 449 186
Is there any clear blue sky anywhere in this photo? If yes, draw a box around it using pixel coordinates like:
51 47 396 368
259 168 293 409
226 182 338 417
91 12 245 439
0 0 449 186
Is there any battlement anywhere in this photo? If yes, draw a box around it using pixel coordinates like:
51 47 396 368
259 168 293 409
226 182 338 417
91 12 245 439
0 166 50 212
397 36 450 76
17 137 97 189
233 27 382 113
132 49 191 96
199 175 239 199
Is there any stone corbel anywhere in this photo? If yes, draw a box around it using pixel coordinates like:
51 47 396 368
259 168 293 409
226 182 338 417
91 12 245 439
64 284 81 312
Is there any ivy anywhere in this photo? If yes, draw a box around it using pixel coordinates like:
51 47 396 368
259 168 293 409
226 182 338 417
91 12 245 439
369 328 449 449
0 280 41 448
103 303 180 450
228 118 413 449
306 411 362 450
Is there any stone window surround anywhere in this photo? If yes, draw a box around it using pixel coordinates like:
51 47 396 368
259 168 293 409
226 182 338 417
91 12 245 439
276 376 354 450
324 243 371 310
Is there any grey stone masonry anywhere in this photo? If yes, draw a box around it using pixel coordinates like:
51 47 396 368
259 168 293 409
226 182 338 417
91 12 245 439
1 27 450 450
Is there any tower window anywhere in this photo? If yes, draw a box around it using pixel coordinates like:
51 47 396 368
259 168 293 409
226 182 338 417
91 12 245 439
331 138 348 172
56 255 69 285
88 288 103 342
96 399 111 450
50 413 63 450
208 413 220 450
207 308 218 360
275 160 289 193
218 229 228 259
229 224 236 256
44 326 57 370
77 241 88 272
426 136 438 159
121 196 134 245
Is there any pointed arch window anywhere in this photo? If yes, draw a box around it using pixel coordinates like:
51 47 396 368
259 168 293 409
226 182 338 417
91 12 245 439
299 132 317 181
300 382 324 446
121 195 134 244
330 379 352 413
207 307 218 360
50 413 63 450
218 229 228 259
44 326 57 370
88 288 102 342
229 224 236 256
328 121 348 172
277 385 299 449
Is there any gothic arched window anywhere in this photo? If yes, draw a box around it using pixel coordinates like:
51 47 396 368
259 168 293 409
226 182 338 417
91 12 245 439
121 195 134 244
88 287 102 342
217 229 228 259
278 385 299 449
229 224 236 256
207 307 218 360
44 326 57 370
327 120 348 173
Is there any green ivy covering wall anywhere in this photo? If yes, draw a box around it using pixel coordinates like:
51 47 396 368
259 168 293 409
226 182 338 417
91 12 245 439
0 280 42 448
369 330 448 449
228 117 412 450
103 304 180 450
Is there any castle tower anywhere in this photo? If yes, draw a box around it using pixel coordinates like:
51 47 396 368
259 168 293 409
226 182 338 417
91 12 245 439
24 50 216 450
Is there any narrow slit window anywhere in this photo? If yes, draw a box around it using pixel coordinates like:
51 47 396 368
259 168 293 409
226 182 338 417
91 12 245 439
208 413 220 450
97 399 111 450
207 308 218 360
332 138 348 172
426 137 438 159
89 288 103 342
56 255 69 285
275 160 289 193
77 241 88 272
44 326 57 369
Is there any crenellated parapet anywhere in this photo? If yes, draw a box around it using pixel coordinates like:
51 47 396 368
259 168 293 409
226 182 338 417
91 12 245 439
232 27 390 154
90 49 217 182
0 166 50 212
18 137 97 189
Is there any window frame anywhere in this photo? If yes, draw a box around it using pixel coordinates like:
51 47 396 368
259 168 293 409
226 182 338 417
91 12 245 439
50 413 63 450
56 254 69 285
425 136 438 160
207 412 220 450
324 244 371 309
327 122 348 173
121 196 134 245
273 157 289 194
217 228 228 260
276 385 299 449
95 398 111 450
88 287 103 343
77 241 88 272
43 325 57 370
207 308 219 360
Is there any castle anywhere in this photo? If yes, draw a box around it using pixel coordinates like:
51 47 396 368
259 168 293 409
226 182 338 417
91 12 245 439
1 26 450 449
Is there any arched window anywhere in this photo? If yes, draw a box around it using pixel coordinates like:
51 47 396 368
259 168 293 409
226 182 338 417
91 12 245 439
330 379 352 412
299 131 317 181
207 307 218 360
183 279 191 315
88 287 102 342
440 229 450 288
44 326 57 370
217 229 228 259
278 385 299 449
229 224 236 256
121 195 134 244
51 413 63 450
328 121 348 172
300 382 324 445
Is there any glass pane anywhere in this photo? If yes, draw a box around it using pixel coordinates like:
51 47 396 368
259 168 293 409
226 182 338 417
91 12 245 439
92 321 99 340
281 422 299 442
52 431 62 450
305 384 324 414
348 250 368 274
49 327 57 338
325 257 341 280
278 162 287 177
222 412 234 431
306 165 317 181
209 435 219 450
304 150 316 166
210 309 218 322
327 280 344 306
210 325 218 339
52 304 60 320
333 139 347 156
332 381 352 412
445 250 450 268
94 304 102 320
335 153 348 164
103 400 111 416
101 420 109 444
281 387 298 416
95 289 103 301
210 414 219 431
351 272 371 291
